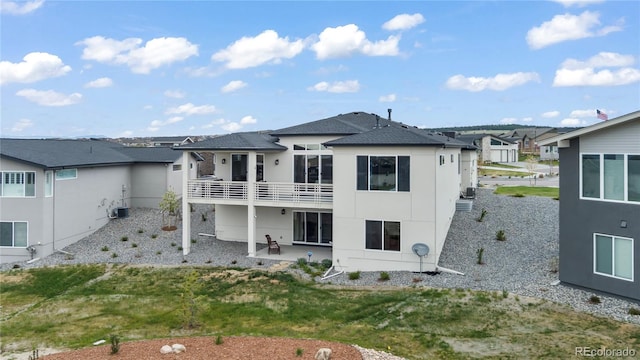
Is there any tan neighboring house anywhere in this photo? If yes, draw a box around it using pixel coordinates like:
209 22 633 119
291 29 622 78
456 134 518 164
0 138 201 264
177 111 478 272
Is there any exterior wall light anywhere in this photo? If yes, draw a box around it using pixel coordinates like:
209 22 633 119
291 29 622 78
221 158 226 164
281 208 286 215
275 159 279 165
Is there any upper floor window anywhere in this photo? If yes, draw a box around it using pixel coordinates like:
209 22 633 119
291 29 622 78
0 221 28 247
1 171 35 197
56 168 77 180
357 155 409 191
172 164 182 171
582 154 640 203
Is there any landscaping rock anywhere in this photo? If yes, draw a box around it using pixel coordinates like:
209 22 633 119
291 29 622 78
315 347 332 360
172 343 186 353
160 345 173 354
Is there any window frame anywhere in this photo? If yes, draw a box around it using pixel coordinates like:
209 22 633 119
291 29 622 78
580 153 640 204
44 171 53 197
365 219 401 252
593 233 634 281
0 221 28 247
1 171 36 198
55 168 77 180
356 155 410 192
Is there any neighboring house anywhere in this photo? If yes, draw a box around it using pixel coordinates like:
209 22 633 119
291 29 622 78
539 110 640 301
151 136 195 147
0 139 201 264
456 134 518 164
177 111 477 272
504 127 558 155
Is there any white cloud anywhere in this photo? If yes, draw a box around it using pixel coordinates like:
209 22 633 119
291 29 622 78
84 77 113 88
165 103 216 116
221 80 247 93
382 13 425 31
0 0 44 15
542 111 560 118
526 11 622 50
500 117 518 124
0 52 71 85
559 118 586 126
379 94 396 102
221 122 242 132
211 30 305 69
569 109 609 118
118 130 134 137
552 0 605 7
16 89 82 106
202 118 226 129
445 72 540 92
308 80 360 93
11 118 33 132
311 24 399 59
148 116 184 129
553 52 640 86
240 115 257 125
522 117 533 123
76 36 198 74
164 90 186 98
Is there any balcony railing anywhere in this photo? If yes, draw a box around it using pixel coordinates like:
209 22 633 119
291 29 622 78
187 180 333 205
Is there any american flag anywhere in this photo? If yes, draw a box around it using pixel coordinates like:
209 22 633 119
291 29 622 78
597 109 608 121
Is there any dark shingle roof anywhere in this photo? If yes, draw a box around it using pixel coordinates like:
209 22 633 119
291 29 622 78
324 126 476 149
177 132 287 151
271 111 398 136
0 138 195 168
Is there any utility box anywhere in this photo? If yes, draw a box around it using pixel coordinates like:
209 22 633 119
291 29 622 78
117 207 129 218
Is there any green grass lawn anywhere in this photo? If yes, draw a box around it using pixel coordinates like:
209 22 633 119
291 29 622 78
479 168 531 177
1 265 638 359
494 186 559 198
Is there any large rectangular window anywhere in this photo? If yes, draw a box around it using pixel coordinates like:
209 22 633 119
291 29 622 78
0 221 28 247
293 147 332 184
594 234 633 281
365 220 401 251
357 155 410 192
55 168 77 180
582 154 640 203
1 171 36 197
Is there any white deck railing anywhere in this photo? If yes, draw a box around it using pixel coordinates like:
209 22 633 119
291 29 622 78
187 180 333 204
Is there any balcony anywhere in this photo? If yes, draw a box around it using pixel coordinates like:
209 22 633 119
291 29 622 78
187 180 333 208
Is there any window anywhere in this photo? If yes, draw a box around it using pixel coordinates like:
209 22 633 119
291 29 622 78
55 168 77 180
45 171 53 197
294 151 332 184
357 156 409 191
594 234 633 281
582 154 640 203
365 220 400 251
490 139 503 146
1 171 36 197
439 155 445 165
172 164 182 171
0 221 28 247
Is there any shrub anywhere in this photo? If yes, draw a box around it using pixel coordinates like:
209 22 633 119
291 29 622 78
201 213 207 222
257 261 263 266
191 238 197 244
511 193 525 198
476 248 485 265
177 246 183 251
379 271 390 281
628 307 640 316
171 242 177 247
111 253 118 258
120 236 128 242
151 234 158 239
101 246 109 252
320 258 333 269
156 251 162 255
137 229 144 234
215 335 224 345
231 260 237 264
496 230 506 241
131 243 138 248
109 334 120 354
348 271 361 280
296 348 304 357
589 295 601 304
502 289 508 299
476 209 488 222
296 257 307 266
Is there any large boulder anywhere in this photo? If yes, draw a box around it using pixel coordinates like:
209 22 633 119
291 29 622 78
160 345 173 354
315 348 332 360
172 344 187 353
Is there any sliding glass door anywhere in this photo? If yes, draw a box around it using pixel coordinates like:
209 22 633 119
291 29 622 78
293 211 332 245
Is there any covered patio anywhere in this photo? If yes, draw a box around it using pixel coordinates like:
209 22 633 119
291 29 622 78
254 244 332 263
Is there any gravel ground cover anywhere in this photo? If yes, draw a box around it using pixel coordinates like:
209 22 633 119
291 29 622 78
3 189 639 328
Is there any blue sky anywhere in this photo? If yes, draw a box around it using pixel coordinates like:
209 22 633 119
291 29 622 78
1 0 639 138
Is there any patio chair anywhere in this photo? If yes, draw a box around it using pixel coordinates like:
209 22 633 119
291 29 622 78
265 234 280 255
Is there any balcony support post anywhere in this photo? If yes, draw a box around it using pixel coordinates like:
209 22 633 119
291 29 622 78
182 151 191 256
247 151 257 257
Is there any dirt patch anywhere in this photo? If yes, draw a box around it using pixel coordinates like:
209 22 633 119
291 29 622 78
0 272 32 284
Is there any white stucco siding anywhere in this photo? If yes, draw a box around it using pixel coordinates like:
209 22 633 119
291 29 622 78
330 146 461 272
131 164 167 208
461 150 478 191
214 205 291 244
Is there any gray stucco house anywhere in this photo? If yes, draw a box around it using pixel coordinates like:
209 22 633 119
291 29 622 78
0 138 201 264
540 110 640 301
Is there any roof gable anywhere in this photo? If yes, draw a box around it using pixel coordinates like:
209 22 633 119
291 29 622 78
539 110 640 146
271 111 398 136
324 125 474 148
177 132 287 151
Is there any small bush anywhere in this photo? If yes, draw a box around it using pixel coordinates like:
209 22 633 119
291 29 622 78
496 230 506 241
111 253 118 258
320 258 333 269
215 335 224 345
109 334 120 354
156 251 162 255
379 271 390 281
476 248 485 265
476 209 488 222
151 234 158 239
120 236 128 242
171 242 177 247
137 229 144 234
511 193 525 198
296 348 304 357
589 295 601 304
101 246 109 252
191 238 197 244
257 261 263 266
231 260 237 264
296 258 307 266
628 307 640 316
348 271 361 280
131 243 138 248
177 246 183 251
502 289 508 299
201 213 207 222
205 259 212 264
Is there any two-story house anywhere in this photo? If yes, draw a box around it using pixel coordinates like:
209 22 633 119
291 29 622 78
0 138 201 264
456 134 518 164
539 110 639 301
178 111 477 272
